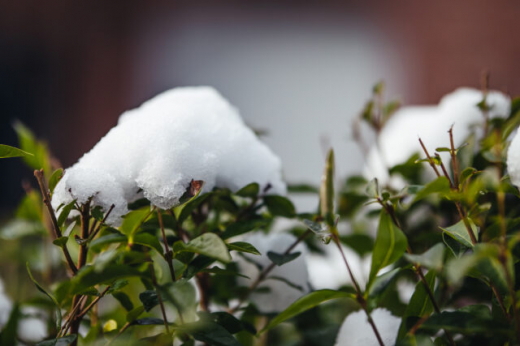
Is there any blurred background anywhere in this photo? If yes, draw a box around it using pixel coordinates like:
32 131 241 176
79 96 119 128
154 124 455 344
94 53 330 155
2 0 520 214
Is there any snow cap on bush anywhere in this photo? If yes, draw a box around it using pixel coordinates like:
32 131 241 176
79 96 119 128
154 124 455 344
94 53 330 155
365 87 511 186
236 232 309 313
335 308 400 346
52 87 286 224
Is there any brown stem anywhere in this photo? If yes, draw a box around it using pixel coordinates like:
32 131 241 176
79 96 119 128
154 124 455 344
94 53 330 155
418 138 441 178
157 209 176 282
195 273 210 311
88 204 115 241
78 202 91 269
333 234 384 346
229 230 312 313
148 261 171 332
76 286 111 320
34 169 77 274
378 199 455 345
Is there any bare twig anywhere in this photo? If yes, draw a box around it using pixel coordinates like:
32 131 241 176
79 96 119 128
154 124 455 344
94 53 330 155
148 261 171 332
229 230 312 314
88 204 115 241
332 234 384 346
157 209 176 282
34 169 77 274
76 286 111 320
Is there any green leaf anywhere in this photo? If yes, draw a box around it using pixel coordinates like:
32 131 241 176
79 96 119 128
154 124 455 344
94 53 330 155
36 335 77 346
90 233 127 251
235 183 259 198
263 195 296 218
341 234 374 257
90 206 104 222
399 271 436 338
0 304 19 346
113 292 134 311
413 177 451 202
127 306 145 323
133 318 165 326
368 212 408 288
57 201 75 228
68 265 145 295
120 207 152 236
26 263 62 329
14 121 51 173
176 190 210 224
174 233 232 263
221 218 269 240
180 320 242 346
200 311 256 335
419 305 513 337
267 251 301 266
319 149 335 226
287 184 319 194
133 233 164 255
53 236 69 248
442 232 469 257
261 290 355 332
441 219 478 249
403 243 445 272
139 290 159 312
227 242 261 256
48 168 63 195
0 144 33 159
368 267 402 298
201 266 250 279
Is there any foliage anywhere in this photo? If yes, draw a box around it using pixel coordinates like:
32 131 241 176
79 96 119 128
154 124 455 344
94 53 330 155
2 84 520 346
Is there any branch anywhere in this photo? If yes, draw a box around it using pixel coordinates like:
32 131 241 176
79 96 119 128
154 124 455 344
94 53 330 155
34 169 77 274
156 209 176 282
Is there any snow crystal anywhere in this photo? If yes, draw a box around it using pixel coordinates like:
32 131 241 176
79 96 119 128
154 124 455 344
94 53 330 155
236 232 309 313
365 88 511 187
335 308 401 346
52 87 286 225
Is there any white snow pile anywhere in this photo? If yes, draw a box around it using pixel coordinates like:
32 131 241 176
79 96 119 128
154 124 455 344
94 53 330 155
365 87 511 187
236 232 309 313
52 87 286 225
507 130 520 188
335 308 401 346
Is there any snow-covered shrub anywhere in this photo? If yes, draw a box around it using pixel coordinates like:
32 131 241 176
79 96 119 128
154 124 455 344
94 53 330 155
2 81 520 346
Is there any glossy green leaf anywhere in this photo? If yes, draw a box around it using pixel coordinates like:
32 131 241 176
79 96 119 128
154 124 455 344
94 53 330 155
404 243 445 272
133 233 164 255
0 304 19 346
48 168 63 194
120 207 152 236
235 183 259 198
263 195 296 218
261 290 355 332
57 201 75 228
0 144 33 159
26 263 62 329
413 177 451 202
139 290 159 312
399 271 436 338
174 233 231 263
227 242 261 256
180 320 242 346
368 212 408 287
267 251 301 266
441 219 478 249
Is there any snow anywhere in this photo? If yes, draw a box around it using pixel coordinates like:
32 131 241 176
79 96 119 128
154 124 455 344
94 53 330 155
52 87 286 225
365 88 511 187
335 308 401 346
507 130 520 188
236 232 309 313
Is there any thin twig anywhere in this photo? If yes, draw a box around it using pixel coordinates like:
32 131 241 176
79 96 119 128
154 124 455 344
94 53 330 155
76 286 111 320
448 127 459 188
229 230 312 314
332 234 384 346
34 169 77 274
88 204 115 241
148 261 171 332
157 209 176 282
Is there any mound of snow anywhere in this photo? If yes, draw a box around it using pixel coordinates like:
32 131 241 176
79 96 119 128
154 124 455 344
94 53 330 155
365 88 511 187
335 308 401 346
236 232 309 313
52 87 286 224
507 130 520 188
